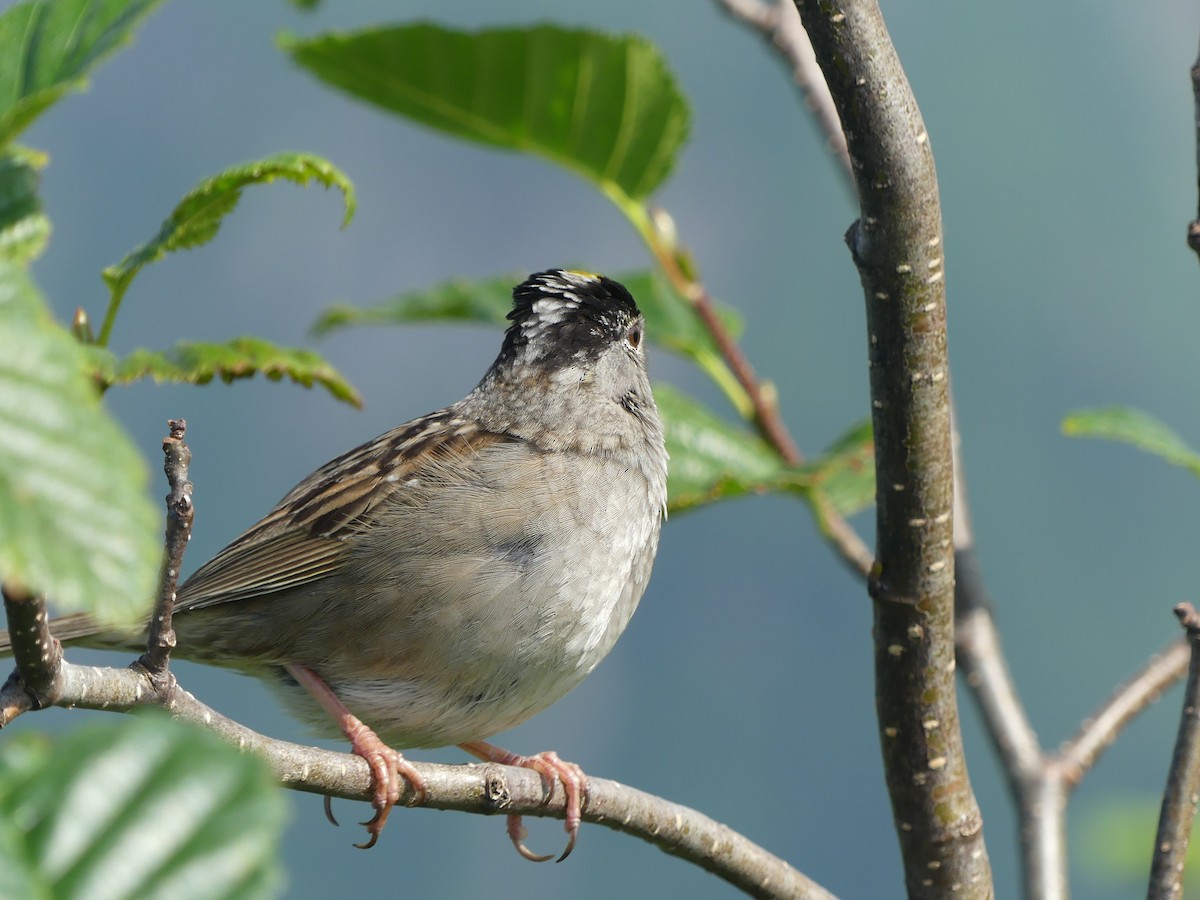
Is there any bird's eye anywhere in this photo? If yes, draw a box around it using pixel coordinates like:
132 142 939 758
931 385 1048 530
626 324 643 350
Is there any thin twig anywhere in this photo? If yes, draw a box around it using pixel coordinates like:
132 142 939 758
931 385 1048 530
0 583 61 711
646 230 874 577
650 242 802 464
951 409 1064 898
1061 638 1190 784
809 492 873 577
1188 45 1200 262
716 0 852 185
955 600 1042 787
139 419 193 677
1147 604 1200 898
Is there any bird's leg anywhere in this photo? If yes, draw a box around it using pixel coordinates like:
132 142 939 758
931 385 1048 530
459 739 587 862
286 663 427 849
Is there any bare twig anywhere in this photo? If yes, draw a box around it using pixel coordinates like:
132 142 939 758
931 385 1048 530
716 0 852 184
793 0 992 894
1147 604 1200 898
955 595 1041 787
0 583 61 713
650 241 802 465
809 492 874 577
1188 46 1200 262
951 413 1062 898
139 419 193 678
1062 638 1190 783
643 211 873 578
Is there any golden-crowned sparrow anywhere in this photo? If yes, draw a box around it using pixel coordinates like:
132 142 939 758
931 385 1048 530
2 269 668 859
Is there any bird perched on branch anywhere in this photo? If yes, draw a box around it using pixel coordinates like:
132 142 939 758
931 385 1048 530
2 269 668 861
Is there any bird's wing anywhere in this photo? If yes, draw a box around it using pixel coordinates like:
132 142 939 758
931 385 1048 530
175 411 513 613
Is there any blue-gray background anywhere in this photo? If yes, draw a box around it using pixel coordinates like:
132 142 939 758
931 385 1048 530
12 0 1199 896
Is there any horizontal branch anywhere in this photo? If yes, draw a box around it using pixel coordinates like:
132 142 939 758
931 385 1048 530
0 657 834 900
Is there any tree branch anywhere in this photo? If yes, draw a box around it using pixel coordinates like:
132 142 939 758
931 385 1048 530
1188 44 1200 262
716 0 852 185
950 413 1065 898
0 653 834 900
1060 638 1190 784
0 583 60 715
792 0 992 894
139 418 192 679
1146 604 1200 898
724 4 1195 896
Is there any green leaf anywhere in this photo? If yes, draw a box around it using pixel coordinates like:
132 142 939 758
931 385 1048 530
99 152 356 346
1062 406 1200 476
312 269 741 364
283 24 691 203
0 260 158 623
0 0 163 149
811 419 875 516
91 337 362 408
311 274 515 335
0 717 286 900
0 147 50 263
1075 794 1200 886
658 384 874 517
657 384 788 513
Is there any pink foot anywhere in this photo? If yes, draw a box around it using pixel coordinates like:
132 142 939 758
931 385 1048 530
287 664 427 849
460 740 587 862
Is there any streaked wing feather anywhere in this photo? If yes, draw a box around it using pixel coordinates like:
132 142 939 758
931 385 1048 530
175 530 348 611
176 410 511 613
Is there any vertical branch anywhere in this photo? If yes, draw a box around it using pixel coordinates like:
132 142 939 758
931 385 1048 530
1147 603 1200 898
793 1 991 895
1024 771 1069 900
952 412 1065 897
1 583 60 713
1187 44 1200 263
138 419 193 680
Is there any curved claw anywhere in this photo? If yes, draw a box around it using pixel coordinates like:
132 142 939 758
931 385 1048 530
555 822 578 863
352 748 427 850
507 814 555 862
354 819 384 850
323 795 340 827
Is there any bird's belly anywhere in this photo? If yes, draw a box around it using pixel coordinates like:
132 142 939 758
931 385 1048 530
272 576 624 748
279 506 660 748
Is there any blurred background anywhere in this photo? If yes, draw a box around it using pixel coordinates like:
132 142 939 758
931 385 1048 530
12 0 1200 896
